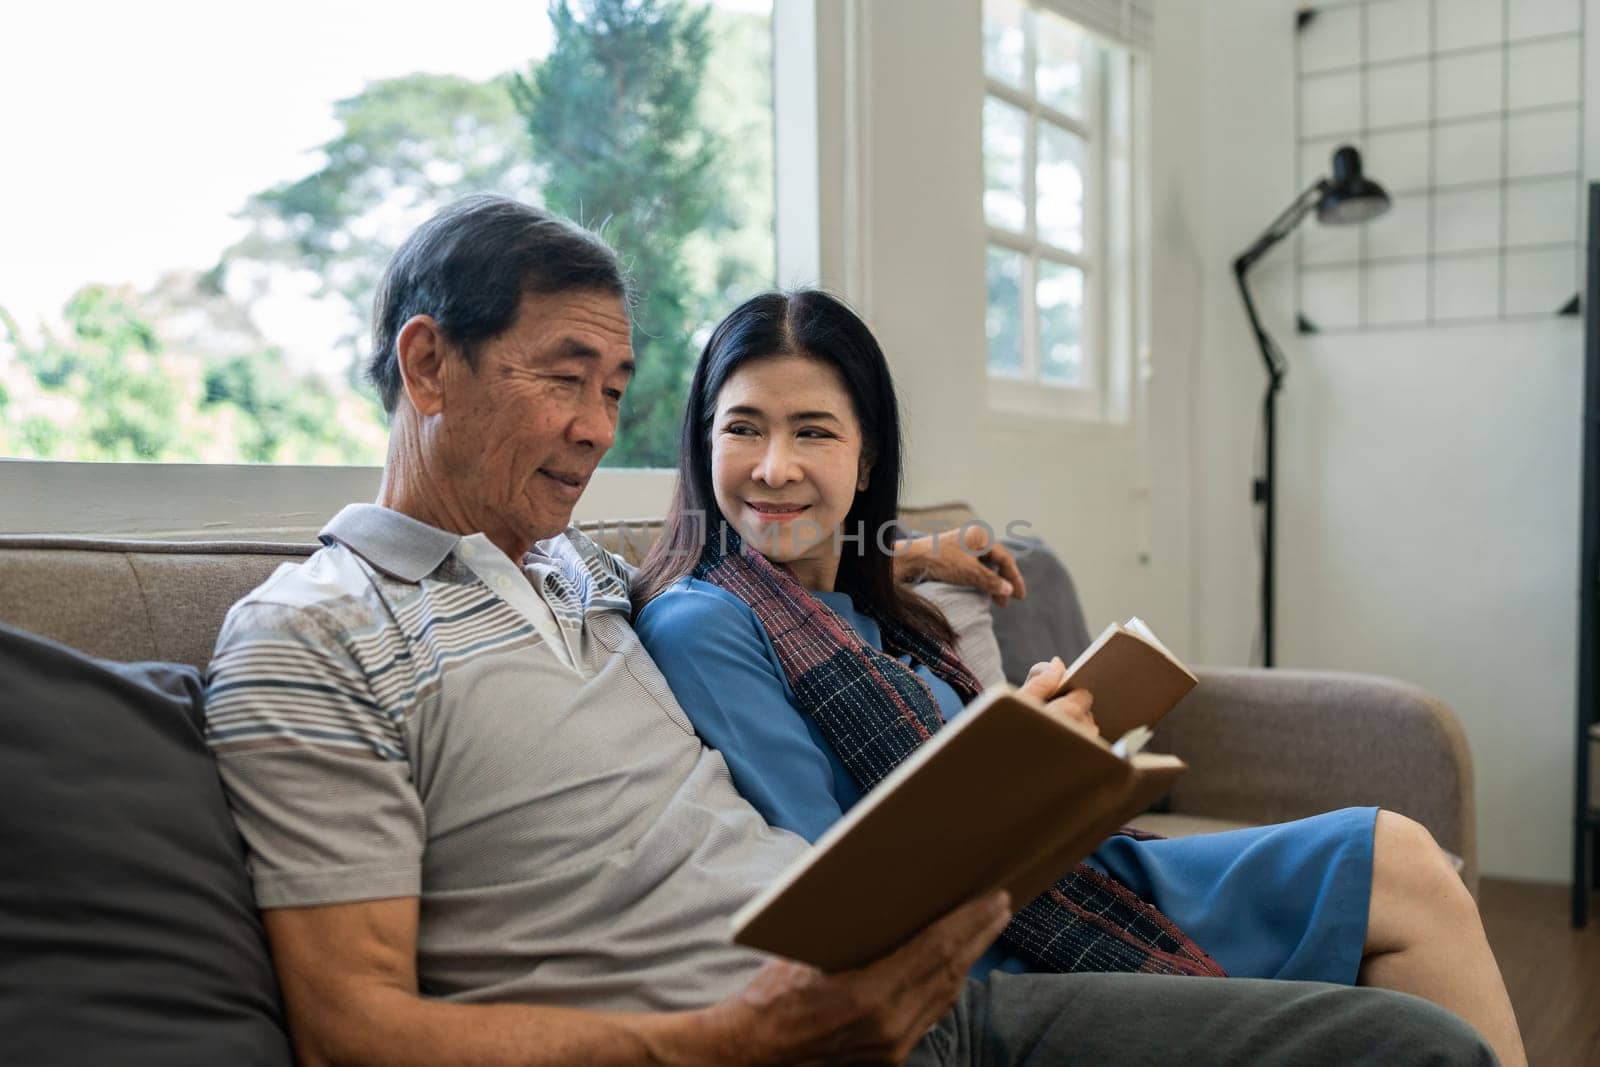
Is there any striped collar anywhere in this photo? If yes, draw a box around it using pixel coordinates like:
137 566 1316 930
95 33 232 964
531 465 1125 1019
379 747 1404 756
319 504 465 583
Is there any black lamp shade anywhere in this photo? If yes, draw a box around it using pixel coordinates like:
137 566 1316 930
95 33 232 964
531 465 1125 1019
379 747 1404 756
1316 145 1391 225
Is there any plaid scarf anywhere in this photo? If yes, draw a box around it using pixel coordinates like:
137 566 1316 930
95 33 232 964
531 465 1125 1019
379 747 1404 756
693 526 1225 977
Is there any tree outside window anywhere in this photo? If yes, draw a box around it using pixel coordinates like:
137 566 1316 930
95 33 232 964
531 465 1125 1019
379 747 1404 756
0 0 774 468
981 0 1140 421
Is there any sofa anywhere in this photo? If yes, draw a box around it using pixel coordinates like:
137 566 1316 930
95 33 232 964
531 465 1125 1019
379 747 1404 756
0 502 1478 1063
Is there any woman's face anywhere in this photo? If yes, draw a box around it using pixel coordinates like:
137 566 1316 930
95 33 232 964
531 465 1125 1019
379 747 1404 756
710 354 871 591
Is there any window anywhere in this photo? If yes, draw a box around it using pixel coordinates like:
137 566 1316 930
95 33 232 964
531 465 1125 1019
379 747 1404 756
981 0 1145 420
0 0 774 470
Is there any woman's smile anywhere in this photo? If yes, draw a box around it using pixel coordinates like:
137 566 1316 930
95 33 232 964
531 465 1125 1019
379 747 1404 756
747 500 812 522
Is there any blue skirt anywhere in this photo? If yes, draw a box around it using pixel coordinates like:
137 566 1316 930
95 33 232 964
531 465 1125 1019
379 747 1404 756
1084 806 1379 984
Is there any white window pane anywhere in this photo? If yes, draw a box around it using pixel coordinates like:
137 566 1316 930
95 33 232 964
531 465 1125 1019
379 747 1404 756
0 0 777 468
1036 260 1083 385
983 0 1028 89
986 247 1025 377
1036 120 1085 253
1035 11 1085 118
984 95 1028 232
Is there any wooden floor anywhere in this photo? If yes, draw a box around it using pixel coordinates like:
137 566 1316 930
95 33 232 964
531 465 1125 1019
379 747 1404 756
1477 878 1600 1066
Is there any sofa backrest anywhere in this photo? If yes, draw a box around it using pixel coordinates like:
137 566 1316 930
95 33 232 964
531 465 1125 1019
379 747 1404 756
0 503 990 671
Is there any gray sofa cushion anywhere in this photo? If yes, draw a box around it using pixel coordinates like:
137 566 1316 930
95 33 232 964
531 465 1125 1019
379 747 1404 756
0 623 293 1067
989 539 1094 685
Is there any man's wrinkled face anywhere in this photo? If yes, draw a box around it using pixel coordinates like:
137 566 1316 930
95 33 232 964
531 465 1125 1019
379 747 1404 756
439 290 633 544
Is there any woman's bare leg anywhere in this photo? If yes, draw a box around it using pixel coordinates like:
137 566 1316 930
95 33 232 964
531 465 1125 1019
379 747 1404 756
1358 810 1526 1066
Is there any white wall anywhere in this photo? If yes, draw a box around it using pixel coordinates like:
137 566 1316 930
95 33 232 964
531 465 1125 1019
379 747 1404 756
832 0 1196 652
1169 0 1595 880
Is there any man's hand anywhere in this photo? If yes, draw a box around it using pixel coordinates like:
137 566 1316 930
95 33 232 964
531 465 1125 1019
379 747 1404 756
263 891 1010 1067
704 891 1013 1066
893 526 1026 607
1019 658 1097 736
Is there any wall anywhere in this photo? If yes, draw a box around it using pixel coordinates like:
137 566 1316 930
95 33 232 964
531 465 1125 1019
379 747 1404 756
1175 0 1597 880
833 0 1201 654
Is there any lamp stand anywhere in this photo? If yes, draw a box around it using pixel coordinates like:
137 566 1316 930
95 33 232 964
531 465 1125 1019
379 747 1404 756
1232 147 1391 668
1233 184 1319 668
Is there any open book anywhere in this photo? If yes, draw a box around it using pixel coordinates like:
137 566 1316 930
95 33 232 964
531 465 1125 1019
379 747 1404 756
731 618 1198 972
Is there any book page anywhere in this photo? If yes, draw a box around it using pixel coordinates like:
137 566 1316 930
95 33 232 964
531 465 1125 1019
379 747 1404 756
1059 627 1198 743
730 687 1137 971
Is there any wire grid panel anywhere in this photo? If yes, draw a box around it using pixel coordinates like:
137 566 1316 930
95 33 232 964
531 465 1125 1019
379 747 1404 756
1294 0 1585 332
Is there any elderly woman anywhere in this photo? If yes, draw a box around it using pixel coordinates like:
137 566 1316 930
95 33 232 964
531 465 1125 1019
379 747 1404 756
630 289 1523 1065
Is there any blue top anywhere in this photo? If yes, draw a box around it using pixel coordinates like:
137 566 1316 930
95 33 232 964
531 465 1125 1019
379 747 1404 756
636 579 962 833
635 576 1377 985
634 578 1030 975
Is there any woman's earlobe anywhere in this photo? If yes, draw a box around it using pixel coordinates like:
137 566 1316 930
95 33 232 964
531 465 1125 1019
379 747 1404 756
857 447 883 492
857 452 874 492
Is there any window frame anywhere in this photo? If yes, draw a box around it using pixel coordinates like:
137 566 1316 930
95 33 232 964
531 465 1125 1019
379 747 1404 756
1 0 812 541
982 1 1142 423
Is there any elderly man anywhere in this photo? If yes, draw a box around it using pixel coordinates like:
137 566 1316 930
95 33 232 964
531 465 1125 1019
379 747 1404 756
204 196 1492 1066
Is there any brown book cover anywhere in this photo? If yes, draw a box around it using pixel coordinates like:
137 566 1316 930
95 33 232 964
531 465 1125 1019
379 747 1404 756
731 622 1198 972
1058 618 1199 748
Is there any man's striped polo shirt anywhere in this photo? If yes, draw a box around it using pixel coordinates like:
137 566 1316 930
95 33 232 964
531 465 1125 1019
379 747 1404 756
204 503 804 1012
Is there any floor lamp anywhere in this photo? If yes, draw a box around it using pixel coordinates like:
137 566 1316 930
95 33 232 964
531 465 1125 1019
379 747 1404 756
1233 145 1391 667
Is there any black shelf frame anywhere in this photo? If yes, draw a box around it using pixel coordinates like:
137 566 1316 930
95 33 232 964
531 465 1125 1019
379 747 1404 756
1578 187 1600 928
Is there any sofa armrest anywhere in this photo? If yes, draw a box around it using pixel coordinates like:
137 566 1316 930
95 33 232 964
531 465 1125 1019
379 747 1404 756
1153 667 1478 893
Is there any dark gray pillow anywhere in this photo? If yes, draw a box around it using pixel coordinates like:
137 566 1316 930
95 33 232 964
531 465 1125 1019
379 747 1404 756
0 623 292 1067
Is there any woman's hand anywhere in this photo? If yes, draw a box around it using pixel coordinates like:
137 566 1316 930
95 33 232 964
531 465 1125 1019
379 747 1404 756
1018 658 1097 736
892 526 1026 606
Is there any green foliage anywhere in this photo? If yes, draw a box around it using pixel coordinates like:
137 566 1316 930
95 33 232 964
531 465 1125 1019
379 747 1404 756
689 7 775 319
200 350 364 463
512 0 718 467
3 2 775 468
226 72 535 371
9 287 185 460
0 285 385 464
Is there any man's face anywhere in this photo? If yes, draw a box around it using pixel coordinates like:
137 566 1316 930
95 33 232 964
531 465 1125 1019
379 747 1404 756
438 289 633 545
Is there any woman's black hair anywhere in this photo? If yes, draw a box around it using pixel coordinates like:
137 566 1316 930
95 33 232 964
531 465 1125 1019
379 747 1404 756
633 289 954 646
